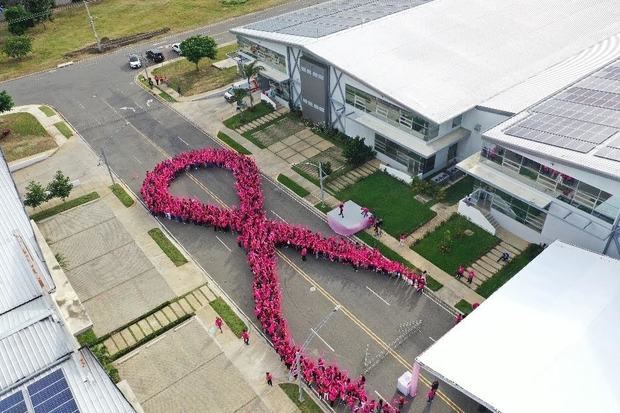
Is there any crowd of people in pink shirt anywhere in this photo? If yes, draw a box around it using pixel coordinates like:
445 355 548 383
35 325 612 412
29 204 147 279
142 148 428 412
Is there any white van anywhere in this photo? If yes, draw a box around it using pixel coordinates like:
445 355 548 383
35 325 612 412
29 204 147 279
224 80 252 103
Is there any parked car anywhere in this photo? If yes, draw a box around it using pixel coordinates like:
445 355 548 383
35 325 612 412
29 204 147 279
128 54 142 69
224 80 257 103
171 43 182 55
145 49 165 63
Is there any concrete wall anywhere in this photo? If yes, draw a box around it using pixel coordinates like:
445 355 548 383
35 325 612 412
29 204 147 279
541 210 609 254
491 208 546 244
458 201 497 235
460 108 510 161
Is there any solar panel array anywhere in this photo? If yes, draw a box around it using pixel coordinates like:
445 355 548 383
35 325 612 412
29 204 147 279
504 59 620 160
0 391 27 413
245 0 431 38
27 369 79 413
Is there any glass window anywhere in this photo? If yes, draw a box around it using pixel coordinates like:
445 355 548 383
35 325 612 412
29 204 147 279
447 143 458 162
238 37 286 72
452 115 462 128
423 155 436 173
504 150 523 165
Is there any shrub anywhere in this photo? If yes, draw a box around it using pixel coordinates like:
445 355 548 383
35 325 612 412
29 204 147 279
24 180 47 209
5 5 33 35
46 170 73 201
343 136 375 166
3 35 32 59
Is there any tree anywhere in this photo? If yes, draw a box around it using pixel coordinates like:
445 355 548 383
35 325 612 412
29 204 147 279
0 91 14 115
242 61 264 108
180 35 217 70
233 88 248 109
47 170 73 201
3 36 32 59
24 0 54 27
5 5 33 35
343 136 376 166
24 181 47 209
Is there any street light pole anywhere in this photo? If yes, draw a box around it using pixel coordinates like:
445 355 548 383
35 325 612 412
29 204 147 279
318 161 325 207
101 148 115 185
83 1 102 53
290 305 340 402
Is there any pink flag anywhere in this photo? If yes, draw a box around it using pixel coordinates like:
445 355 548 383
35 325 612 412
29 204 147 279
410 362 421 397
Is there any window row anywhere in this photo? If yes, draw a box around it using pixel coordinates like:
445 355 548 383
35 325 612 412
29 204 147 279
481 142 617 224
238 37 286 73
374 134 435 175
345 85 439 140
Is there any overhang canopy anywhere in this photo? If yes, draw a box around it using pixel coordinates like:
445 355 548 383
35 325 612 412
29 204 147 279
416 241 620 413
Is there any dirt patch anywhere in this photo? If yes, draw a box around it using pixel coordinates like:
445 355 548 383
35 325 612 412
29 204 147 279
0 112 57 162
65 28 170 57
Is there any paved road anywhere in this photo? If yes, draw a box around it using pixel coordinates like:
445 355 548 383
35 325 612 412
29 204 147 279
1 4 479 412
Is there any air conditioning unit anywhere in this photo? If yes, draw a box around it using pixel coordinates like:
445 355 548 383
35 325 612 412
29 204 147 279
474 124 482 132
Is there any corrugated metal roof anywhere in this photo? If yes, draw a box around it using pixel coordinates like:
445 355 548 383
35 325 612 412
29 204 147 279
0 316 72 391
0 236 42 315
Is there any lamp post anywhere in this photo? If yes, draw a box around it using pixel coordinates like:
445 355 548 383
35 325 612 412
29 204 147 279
300 161 326 206
290 305 340 402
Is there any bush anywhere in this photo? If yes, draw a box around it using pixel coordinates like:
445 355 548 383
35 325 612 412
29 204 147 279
3 35 32 59
5 5 33 35
24 180 48 209
91 344 120 383
343 136 375 166
46 170 73 201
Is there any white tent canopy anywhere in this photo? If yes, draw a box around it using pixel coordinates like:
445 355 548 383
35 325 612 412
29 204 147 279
417 241 620 413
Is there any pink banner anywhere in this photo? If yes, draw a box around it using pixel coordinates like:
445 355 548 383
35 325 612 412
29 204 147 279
410 362 421 397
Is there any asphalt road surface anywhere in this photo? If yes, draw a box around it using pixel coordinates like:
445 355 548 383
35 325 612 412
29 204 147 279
1 3 481 412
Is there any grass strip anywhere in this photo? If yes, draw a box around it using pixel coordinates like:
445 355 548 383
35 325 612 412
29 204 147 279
158 91 177 102
148 228 188 266
277 174 310 198
217 131 251 155
455 299 473 315
223 102 274 129
292 165 321 187
314 202 332 214
279 383 323 413
110 314 192 361
110 183 135 207
76 328 98 347
31 192 100 222
209 297 247 338
39 106 55 117
476 244 543 298
53 121 73 138
356 231 443 291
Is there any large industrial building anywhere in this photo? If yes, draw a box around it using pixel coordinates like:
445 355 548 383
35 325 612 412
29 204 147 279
230 0 620 178
0 154 134 412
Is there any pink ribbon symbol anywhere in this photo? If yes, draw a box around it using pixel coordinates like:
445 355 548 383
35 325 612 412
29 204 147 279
141 148 420 412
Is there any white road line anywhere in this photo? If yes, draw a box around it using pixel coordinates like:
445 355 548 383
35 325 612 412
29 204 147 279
374 391 386 401
215 236 232 252
429 336 436 342
270 210 288 223
132 155 143 164
366 286 391 306
311 328 334 352
177 136 190 146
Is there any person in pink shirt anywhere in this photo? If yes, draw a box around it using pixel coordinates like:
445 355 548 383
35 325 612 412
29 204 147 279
215 317 223 333
456 265 465 280
427 388 437 403
467 269 476 284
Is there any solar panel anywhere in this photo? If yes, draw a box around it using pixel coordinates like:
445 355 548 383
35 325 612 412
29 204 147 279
557 87 620 110
0 391 27 413
533 100 620 128
594 64 620 81
595 146 620 162
27 369 79 413
504 124 596 153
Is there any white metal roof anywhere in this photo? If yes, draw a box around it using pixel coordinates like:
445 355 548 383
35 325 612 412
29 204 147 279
417 241 620 413
235 0 620 124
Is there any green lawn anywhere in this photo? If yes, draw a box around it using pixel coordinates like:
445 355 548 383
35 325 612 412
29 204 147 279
443 175 475 205
31 192 100 222
217 131 251 155
158 91 177 102
76 328 98 347
223 102 274 130
0 0 288 81
337 171 436 238
356 231 443 291
314 202 332 214
110 183 135 207
279 383 323 413
152 44 240 96
0 112 57 162
148 228 188 266
39 106 55 117
277 174 310 198
477 244 542 298
54 121 73 138
455 299 473 315
209 297 247 337
412 214 500 275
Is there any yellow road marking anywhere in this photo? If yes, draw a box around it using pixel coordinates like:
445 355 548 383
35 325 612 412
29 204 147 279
106 103 463 412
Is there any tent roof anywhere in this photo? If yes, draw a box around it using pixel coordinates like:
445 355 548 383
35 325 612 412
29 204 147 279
416 241 620 413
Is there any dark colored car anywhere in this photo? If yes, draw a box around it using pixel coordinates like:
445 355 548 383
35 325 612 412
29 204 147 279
145 49 165 63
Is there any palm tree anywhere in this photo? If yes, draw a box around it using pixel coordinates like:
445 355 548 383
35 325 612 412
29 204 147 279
233 88 248 110
242 61 264 109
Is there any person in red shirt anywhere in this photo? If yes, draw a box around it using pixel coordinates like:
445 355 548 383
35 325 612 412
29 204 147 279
242 329 250 345
266 372 273 386
467 269 476 284
455 313 463 324
427 388 436 403
301 247 308 262
456 265 465 280
215 317 223 333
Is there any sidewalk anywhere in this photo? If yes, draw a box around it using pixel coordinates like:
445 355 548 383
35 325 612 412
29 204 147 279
10 106 301 413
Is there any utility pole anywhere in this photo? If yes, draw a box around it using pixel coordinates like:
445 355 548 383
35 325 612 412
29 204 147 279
290 305 340 402
101 148 115 185
318 161 325 207
83 1 102 52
